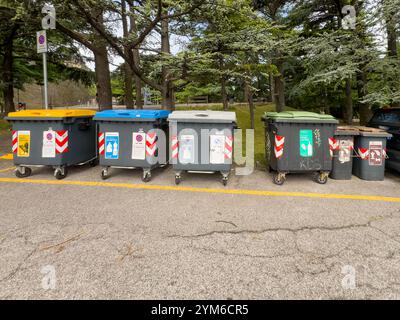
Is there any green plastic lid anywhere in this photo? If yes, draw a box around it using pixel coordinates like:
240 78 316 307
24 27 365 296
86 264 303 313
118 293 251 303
262 111 338 123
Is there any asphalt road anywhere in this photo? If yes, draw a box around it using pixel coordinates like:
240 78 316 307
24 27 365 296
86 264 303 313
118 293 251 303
1 133 400 299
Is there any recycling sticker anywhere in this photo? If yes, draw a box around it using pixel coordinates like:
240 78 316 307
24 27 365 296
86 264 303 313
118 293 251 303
105 132 119 160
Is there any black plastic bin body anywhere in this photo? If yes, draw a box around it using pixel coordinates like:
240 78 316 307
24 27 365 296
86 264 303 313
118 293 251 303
329 128 359 180
353 131 392 181
5 110 96 176
168 111 236 185
93 110 170 181
262 111 338 184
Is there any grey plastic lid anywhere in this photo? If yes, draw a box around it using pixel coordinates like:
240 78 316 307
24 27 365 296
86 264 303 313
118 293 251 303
334 127 360 136
358 131 392 138
262 111 338 124
168 110 236 123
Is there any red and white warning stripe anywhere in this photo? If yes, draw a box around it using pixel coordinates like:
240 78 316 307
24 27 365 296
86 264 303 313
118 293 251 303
274 135 285 159
146 132 157 156
171 135 179 159
55 130 69 154
12 131 18 153
328 137 338 158
358 148 369 160
224 135 233 160
98 132 105 155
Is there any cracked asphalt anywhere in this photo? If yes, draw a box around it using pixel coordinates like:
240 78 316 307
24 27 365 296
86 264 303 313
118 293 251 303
1 132 400 299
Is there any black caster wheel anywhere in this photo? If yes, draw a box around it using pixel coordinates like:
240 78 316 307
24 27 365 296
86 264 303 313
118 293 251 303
142 172 152 183
273 173 285 186
175 176 181 185
222 178 228 186
101 169 108 180
15 167 32 178
315 173 328 185
54 167 68 180
89 159 99 167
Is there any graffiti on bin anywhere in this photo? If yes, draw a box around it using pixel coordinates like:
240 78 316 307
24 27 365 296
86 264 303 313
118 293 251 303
314 129 321 147
299 158 322 170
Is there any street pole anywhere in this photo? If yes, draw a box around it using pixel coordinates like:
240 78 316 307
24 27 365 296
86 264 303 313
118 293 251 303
43 52 49 109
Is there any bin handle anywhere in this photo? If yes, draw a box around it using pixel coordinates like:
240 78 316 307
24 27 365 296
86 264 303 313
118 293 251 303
195 113 209 117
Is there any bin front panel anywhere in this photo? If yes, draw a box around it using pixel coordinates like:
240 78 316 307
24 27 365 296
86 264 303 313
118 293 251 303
330 135 355 180
170 122 234 173
353 136 387 180
11 118 96 166
267 121 336 172
97 121 168 168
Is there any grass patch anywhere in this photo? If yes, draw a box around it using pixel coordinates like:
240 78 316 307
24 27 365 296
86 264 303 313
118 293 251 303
0 119 11 136
176 103 293 168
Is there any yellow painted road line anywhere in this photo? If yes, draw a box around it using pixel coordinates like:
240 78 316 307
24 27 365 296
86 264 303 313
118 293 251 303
0 166 15 173
0 177 399 203
0 153 12 160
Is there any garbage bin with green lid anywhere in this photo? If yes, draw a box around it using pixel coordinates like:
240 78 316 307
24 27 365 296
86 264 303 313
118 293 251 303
5 109 97 179
353 128 392 181
329 127 359 180
262 111 339 185
93 109 171 182
168 110 237 186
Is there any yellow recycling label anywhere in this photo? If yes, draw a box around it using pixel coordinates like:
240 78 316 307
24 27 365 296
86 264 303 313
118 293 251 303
17 131 30 157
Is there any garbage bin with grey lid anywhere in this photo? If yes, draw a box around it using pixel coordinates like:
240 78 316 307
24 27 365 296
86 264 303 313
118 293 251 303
5 109 97 179
93 109 170 182
168 110 237 185
353 127 392 181
262 111 339 185
329 127 359 180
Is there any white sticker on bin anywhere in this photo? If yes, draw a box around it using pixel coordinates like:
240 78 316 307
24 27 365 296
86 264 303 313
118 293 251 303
42 130 56 158
210 135 225 164
132 132 146 160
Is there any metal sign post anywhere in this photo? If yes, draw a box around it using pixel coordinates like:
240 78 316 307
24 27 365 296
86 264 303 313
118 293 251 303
37 30 48 109
37 5 56 110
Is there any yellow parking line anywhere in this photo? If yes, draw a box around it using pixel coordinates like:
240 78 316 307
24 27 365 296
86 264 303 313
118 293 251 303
0 177 399 203
0 153 13 160
0 166 15 173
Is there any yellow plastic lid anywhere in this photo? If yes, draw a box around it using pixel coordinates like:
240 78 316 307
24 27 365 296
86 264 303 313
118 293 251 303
7 109 96 118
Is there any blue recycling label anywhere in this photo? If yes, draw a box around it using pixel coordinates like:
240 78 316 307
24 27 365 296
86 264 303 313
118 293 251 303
105 132 119 159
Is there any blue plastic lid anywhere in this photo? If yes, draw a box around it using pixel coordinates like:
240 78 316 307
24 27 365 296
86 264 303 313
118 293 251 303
94 109 170 120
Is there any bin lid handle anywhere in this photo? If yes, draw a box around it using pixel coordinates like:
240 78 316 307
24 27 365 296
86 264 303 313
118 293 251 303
195 113 209 117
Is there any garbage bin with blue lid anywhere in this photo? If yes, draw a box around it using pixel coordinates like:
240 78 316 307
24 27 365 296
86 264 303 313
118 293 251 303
93 109 170 182
5 109 97 179
262 111 339 185
352 127 392 181
168 110 237 186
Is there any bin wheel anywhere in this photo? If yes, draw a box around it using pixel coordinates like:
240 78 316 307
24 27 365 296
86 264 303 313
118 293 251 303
54 167 68 180
315 173 328 185
273 173 285 186
101 169 109 180
222 178 228 186
89 159 99 167
175 175 181 185
15 167 32 178
142 172 152 183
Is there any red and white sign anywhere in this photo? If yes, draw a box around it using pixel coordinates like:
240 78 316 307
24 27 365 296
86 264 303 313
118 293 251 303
329 137 338 158
369 141 383 166
132 132 146 160
274 135 285 159
146 132 157 157
98 132 105 155
171 135 179 159
224 135 233 160
358 147 369 160
55 130 68 154
12 131 18 153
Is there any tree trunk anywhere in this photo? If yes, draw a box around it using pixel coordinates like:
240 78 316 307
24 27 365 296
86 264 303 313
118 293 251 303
273 60 285 112
357 69 372 125
128 6 143 109
94 47 112 110
245 80 255 129
386 7 399 108
269 72 275 103
344 78 353 124
2 26 18 114
121 0 134 109
221 76 228 111
160 12 175 110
